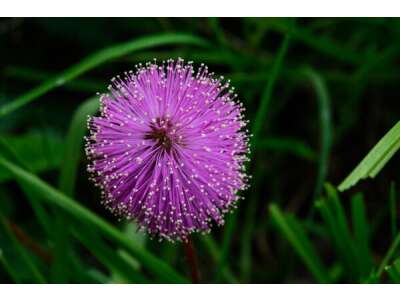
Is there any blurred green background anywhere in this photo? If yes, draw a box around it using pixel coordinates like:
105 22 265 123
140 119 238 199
1 17 400 283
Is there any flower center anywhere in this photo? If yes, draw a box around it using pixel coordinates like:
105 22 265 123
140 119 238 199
145 117 178 152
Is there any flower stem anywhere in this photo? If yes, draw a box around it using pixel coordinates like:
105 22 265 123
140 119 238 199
183 237 200 283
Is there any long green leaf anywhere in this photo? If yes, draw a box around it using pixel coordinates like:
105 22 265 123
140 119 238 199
336 45 400 140
59 97 98 196
214 209 238 283
0 33 208 116
0 138 51 234
238 31 291 283
53 97 98 282
376 231 400 279
317 184 363 281
72 227 148 283
0 216 46 283
2 66 103 93
251 34 291 139
0 132 64 182
351 192 373 276
386 264 400 283
338 120 400 192
1 133 69 282
0 248 21 283
269 204 329 283
200 235 238 283
270 21 364 65
0 155 188 283
253 137 316 161
383 251 400 283
302 68 332 199
57 97 147 283
390 181 397 240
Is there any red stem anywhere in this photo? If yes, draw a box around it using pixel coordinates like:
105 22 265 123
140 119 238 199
5 219 52 263
183 237 200 283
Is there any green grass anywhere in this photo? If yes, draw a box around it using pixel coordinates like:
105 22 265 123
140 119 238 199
302 68 332 199
390 181 397 240
0 155 188 283
59 97 99 196
338 120 400 191
2 18 400 284
269 204 330 283
0 215 46 283
0 33 208 116
239 30 292 282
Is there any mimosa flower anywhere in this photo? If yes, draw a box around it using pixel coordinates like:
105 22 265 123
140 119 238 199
85 58 250 241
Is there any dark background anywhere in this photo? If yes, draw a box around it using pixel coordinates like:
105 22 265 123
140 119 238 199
0 18 400 283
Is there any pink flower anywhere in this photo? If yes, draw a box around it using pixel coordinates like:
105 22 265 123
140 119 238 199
85 58 250 241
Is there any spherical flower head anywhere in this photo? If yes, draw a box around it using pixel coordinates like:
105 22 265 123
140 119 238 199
85 58 250 241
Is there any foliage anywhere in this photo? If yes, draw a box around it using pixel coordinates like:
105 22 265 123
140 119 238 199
1 17 400 283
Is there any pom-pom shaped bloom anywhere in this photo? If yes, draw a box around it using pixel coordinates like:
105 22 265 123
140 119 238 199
85 58 250 241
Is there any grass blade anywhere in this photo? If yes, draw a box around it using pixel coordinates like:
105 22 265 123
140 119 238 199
72 227 149 283
0 216 46 283
302 68 332 199
385 257 400 283
2 66 103 93
376 232 400 279
390 181 397 240
1 135 69 282
58 97 147 282
239 165 263 282
335 45 400 140
351 192 373 276
214 209 238 283
59 97 98 196
0 33 208 116
0 248 21 283
54 97 98 282
0 155 188 283
386 264 400 283
239 31 291 282
0 138 51 234
394 257 400 273
270 21 364 65
200 235 238 283
317 184 362 281
269 204 329 283
253 137 316 161
338 120 400 192
251 33 291 139
0 132 64 182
